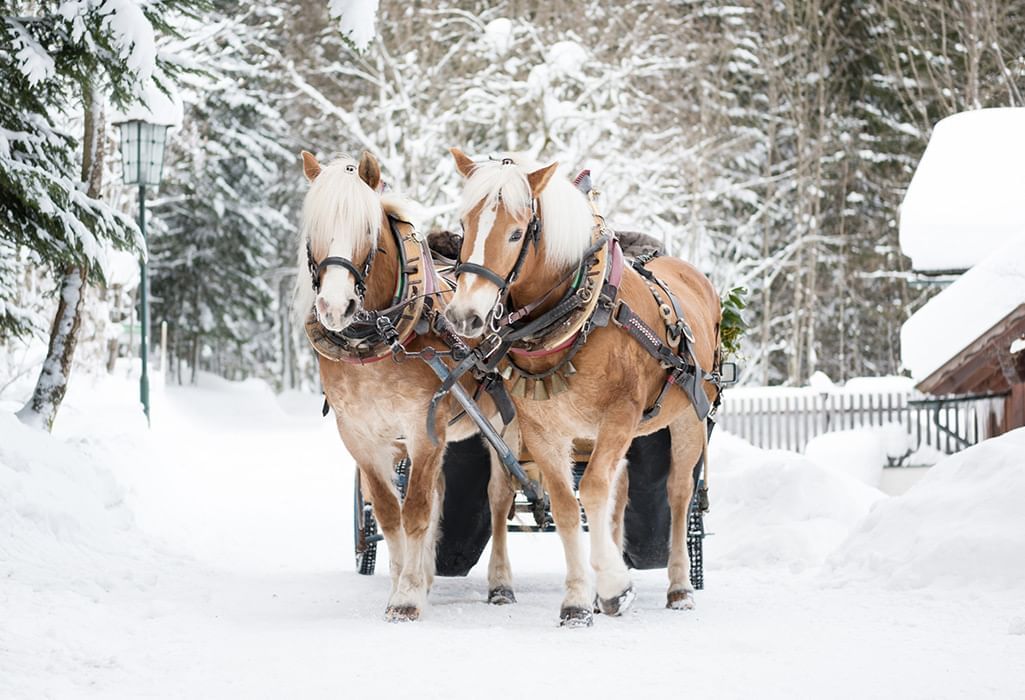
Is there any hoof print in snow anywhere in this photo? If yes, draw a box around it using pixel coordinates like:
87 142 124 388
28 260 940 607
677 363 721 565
488 587 516 605
666 589 696 610
559 606 594 628
385 605 420 623
598 585 636 617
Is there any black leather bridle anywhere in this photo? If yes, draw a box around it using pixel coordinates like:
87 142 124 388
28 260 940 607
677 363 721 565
306 239 376 301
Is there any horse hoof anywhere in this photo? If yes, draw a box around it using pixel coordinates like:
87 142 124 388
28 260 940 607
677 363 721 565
667 589 696 610
488 587 517 605
559 606 594 628
598 585 636 617
385 605 420 623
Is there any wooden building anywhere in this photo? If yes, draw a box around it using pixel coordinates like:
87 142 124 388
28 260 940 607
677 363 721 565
899 108 1025 438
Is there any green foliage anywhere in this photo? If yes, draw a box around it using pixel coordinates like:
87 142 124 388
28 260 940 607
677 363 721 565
149 2 300 381
0 0 204 340
720 286 747 360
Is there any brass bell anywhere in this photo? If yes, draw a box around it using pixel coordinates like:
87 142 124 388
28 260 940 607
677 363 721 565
510 376 527 398
549 372 570 395
500 363 515 380
533 378 549 401
564 362 578 376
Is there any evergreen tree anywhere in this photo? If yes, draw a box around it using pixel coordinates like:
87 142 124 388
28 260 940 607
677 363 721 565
149 2 299 384
2 0 200 429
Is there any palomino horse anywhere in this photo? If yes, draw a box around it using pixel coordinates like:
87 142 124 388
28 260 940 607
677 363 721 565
296 151 518 621
444 150 721 627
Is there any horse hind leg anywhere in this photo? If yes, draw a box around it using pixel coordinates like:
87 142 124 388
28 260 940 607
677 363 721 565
666 414 706 610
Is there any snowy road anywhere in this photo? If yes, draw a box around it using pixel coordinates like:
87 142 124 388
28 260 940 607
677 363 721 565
2 375 1023 698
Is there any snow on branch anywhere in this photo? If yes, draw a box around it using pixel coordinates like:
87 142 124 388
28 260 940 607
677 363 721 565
328 0 379 51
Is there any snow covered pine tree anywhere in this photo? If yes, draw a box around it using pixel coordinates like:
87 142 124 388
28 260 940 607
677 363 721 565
1 0 199 430
148 3 298 384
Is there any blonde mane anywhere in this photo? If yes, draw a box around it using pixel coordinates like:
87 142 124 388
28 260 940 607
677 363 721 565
459 154 594 269
293 157 424 322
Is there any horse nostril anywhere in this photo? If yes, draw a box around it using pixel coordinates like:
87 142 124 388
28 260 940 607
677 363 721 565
468 314 484 332
343 299 357 318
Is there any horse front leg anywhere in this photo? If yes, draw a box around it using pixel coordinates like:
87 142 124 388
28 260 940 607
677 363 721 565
386 431 446 622
519 416 593 627
666 414 706 610
486 421 519 604
579 407 641 617
338 424 406 595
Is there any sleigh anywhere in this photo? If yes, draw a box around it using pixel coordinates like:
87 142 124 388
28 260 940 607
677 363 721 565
353 426 713 588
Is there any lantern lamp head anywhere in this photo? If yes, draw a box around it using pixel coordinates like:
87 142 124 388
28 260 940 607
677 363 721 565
115 120 169 187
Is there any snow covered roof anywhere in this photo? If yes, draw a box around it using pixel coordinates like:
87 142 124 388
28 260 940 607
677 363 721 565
110 82 183 128
899 108 1025 273
901 237 1025 381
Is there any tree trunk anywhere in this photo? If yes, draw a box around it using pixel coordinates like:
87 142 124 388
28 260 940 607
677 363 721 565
17 266 90 430
16 82 105 431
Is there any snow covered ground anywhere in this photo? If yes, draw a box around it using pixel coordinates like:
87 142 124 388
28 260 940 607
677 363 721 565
2 373 1024 698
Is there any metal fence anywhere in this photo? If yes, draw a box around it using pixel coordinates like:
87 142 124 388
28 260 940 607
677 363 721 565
716 388 1006 460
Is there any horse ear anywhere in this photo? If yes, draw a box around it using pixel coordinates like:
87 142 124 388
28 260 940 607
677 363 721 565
301 151 321 181
450 147 476 178
358 151 381 190
527 162 559 197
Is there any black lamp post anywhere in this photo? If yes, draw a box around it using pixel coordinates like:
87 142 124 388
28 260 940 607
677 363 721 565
114 119 169 425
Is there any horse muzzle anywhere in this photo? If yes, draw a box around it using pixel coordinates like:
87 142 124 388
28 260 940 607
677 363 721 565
443 306 486 338
316 295 358 333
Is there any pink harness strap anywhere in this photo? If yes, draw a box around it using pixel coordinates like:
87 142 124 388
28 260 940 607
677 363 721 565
419 240 438 297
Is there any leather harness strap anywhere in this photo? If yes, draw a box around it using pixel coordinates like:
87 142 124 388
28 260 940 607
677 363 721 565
612 283 713 422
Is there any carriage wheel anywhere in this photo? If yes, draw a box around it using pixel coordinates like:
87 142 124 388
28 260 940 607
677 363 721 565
353 471 378 576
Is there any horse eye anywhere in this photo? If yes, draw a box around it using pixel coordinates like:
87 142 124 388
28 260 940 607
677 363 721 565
509 228 523 242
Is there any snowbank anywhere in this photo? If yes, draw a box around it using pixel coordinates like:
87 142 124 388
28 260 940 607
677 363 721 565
825 428 1025 590
899 108 1025 272
900 236 1025 381
708 433 885 571
0 410 156 599
805 423 914 487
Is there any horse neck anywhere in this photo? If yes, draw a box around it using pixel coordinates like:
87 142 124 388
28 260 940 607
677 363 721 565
508 237 576 318
362 213 399 310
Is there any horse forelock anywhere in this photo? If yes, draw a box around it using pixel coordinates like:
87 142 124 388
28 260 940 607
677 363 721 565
458 154 593 269
301 156 382 259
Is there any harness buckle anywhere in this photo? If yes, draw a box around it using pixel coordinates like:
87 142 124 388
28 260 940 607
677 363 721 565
476 332 503 361
666 323 682 349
